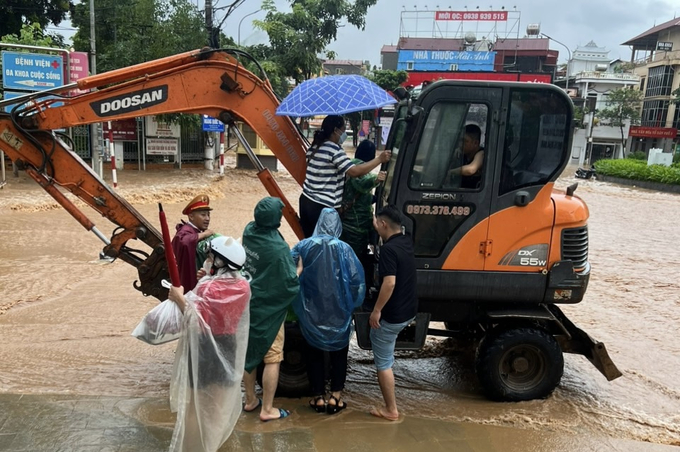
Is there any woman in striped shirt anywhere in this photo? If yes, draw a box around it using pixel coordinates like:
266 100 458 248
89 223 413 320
300 115 391 238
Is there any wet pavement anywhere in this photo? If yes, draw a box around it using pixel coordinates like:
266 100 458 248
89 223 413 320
1 393 679 452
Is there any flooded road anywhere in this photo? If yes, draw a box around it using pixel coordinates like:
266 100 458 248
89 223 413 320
1 163 679 449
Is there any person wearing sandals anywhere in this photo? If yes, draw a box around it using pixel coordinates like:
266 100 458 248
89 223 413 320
368 206 418 421
241 197 299 422
291 208 366 414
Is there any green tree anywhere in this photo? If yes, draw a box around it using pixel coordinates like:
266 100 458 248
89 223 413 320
254 0 378 83
241 43 290 99
1 22 61 48
70 0 206 72
597 87 643 157
0 0 70 39
369 69 408 91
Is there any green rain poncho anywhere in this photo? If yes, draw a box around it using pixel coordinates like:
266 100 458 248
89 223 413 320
242 197 300 373
340 158 379 257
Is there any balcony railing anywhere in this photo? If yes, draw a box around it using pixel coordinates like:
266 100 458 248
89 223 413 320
633 49 680 66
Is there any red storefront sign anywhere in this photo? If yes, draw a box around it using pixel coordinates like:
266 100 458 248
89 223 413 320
102 119 138 141
405 72 552 86
628 126 678 138
435 11 508 21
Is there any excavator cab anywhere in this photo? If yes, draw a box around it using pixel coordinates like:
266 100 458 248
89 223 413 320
371 81 621 400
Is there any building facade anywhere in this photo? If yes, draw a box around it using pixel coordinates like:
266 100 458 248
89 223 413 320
380 10 556 86
624 18 680 155
570 65 640 166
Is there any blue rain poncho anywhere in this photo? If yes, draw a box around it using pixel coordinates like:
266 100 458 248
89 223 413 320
291 208 366 351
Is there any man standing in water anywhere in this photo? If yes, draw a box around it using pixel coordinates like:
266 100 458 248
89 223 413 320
172 194 215 293
369 205 418 421
241 197 299 422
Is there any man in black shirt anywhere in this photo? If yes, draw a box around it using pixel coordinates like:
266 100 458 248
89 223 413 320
368 205 418 421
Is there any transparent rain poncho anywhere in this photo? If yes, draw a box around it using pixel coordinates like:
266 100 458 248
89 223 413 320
168 272 250 452
291 208 365 351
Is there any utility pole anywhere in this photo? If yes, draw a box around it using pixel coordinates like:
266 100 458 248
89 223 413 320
204 0 216 170
205 0 216 47
89 0 103 178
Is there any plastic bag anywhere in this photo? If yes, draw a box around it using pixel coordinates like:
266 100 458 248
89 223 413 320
168 274 250 452
131 299 183 345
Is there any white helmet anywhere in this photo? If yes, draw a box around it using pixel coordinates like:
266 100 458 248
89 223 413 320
209 236 246 271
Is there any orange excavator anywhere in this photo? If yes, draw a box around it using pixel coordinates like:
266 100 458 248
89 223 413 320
0 48 621 401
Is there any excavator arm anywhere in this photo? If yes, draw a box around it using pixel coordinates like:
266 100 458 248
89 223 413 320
0 48 308 300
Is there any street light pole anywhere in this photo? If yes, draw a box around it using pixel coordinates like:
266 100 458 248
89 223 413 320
238 9 262 46
542 33 572 91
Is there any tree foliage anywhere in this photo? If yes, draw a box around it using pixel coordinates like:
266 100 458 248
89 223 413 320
254 0 378 83
0 0 70 40
70 0 207 72
1 22 60 48
597 87 643 156
369 70 408 91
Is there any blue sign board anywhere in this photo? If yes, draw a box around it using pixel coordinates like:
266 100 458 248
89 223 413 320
2 91 63 112
1 51 64 91
202 115 225 132
397 50 496 72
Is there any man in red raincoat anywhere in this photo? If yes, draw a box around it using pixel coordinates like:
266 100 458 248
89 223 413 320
172 194 215 293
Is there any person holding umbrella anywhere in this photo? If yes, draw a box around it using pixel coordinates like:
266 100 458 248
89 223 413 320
300 115 391 238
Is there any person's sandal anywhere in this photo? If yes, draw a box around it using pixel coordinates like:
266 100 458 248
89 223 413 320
326 395 346 415
309 395 326 413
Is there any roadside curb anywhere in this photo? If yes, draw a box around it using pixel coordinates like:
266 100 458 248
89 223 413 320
596 174 680 195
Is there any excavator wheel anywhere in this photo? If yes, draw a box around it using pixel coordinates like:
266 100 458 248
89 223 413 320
475 327 563 401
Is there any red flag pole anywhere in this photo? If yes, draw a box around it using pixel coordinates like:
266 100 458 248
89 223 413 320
158 203 181 287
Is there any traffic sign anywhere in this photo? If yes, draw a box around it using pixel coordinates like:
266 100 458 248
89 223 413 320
202 115 225 132
1 51 64 91
2 91 63 112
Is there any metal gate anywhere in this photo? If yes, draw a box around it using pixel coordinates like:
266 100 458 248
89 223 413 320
70 125 91 159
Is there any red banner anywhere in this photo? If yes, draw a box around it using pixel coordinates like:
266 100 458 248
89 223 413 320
405 72 552 86
628 126 678 138
435 11 508 21
103 119 138 141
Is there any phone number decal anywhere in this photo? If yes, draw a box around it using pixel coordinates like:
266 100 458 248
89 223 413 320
406 204 471 216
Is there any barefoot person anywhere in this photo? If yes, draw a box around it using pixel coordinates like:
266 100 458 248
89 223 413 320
369 205 418 421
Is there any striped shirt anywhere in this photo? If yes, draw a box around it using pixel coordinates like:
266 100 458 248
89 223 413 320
302 141 355 208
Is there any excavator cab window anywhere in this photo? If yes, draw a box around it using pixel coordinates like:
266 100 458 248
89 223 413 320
500 89 571 195
382 104 410 201
408 102 489 191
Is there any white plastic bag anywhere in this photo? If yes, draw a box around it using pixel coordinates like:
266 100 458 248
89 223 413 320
132 299 183 345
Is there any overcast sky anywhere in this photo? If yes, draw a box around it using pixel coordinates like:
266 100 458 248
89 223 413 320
53 0 680 66
228 0 680 66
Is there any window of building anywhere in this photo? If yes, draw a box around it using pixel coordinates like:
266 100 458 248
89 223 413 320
335 68 344 75
242 124 258 148
641 100 669 127
407 61 414 70
671 105 680 130
645 66 674 97
499 89 570 195
639 77 646 92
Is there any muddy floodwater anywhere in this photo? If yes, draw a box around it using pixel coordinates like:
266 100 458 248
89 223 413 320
1 159 679 450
